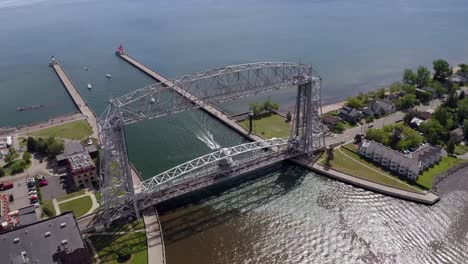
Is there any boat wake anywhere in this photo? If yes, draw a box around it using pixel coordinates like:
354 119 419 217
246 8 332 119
196 130 220 150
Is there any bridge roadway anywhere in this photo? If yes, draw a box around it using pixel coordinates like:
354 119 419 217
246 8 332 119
117 52 264 142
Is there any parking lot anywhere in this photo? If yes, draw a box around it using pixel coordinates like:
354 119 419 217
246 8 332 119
40 174 75 201
0 177 34 212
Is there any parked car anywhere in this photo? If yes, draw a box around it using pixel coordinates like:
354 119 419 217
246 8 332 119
39 179 48 187
29 195 38 202
368 123 374 128
28 190 37 195
27 181 35 188
0 181 14 191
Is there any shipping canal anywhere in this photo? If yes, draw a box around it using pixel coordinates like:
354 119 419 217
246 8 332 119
1 0 468 263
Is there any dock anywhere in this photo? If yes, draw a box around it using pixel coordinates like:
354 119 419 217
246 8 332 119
50 61 99 139
116 52 264 142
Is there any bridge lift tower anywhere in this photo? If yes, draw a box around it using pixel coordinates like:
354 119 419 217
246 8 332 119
96 62 325 227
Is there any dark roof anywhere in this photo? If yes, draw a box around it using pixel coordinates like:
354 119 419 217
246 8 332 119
372 100 395 112
18 206 37 226
84 145 98 154
64 143 85 156
418 111 432 120
0 212 90 264
322 114 340 124
412 145 442 163
340 107 361 118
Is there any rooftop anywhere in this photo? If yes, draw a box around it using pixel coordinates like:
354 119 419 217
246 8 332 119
68 152 95 175
0 212 90 264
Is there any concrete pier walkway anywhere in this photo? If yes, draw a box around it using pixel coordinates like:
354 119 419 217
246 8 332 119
50 61 98 139
117 53 264 142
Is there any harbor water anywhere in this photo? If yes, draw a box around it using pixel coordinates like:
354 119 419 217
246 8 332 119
1 0 468 263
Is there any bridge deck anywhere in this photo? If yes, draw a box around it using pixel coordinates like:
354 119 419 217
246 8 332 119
117 53 264 142
51 62 99 139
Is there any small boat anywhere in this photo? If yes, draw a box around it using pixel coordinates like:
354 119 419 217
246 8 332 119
150 96 156 104
106 73 112 78
83 66 88 71
87 83 92 89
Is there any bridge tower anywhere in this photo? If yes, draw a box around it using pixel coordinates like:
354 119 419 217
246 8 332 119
292 76 325 155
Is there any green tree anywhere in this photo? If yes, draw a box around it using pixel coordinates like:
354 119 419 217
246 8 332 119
433 59 452 81
446 90 459 108
376 88 386 99
458 98 468 121
390 127 402 150
403 69 417 85
10 160 27 174
366 128 390 145
334 122 345 133
27 137 36 152
325 146 335 167
22 152 32 163
420 119 447 144
459 63 468 73
446 140 455 155
390 82 403 93
346 96 364 109
416 66 431 88
286 112 292 122
459 91 466 100
464 120 468 140
46 140 64 157
0 167 5 177
395 94 417 110
249 102 263 116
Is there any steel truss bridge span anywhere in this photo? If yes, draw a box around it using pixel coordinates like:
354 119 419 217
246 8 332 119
97 62 324 225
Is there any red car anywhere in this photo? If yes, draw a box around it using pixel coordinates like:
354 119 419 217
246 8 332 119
0 181 14 191
39 179 48 187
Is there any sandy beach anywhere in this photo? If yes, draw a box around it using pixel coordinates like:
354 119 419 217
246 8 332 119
321 100 346 114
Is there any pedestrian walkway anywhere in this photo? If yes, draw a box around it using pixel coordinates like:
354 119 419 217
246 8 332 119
52 190 99 217
143 207 166 264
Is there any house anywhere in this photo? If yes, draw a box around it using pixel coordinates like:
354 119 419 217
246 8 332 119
322 114 340 128
421 87 437 99
359 140 420 181
450 73 467 86
369 99 396 117
388 91 406 101
418 111 432 120
360 106 374 116
411 145 442 171
339 106 362 124
410 117 424 128
450 128 465 143
0 212 91 264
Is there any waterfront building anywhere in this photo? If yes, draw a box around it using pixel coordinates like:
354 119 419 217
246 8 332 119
322 114 340 128
56 143 98 188
358 140 442 181
0 212 91 264
339 106 362 124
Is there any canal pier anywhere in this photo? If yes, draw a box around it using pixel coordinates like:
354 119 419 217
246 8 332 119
116 50 264 142
50 60 99 139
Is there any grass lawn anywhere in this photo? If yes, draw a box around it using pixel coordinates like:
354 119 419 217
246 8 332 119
416 156 465 189
240 114 291 139
340 120 358 130
320 147 423 193
41 200 56 217
58 195 92 218
29 120 92 140
89 232 148 264
56 189 86 202
455 144 468 155
19 137 27 148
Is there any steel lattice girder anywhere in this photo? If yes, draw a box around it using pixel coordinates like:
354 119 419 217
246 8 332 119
138 138 290 192
100 62 319 126
96 61 324 224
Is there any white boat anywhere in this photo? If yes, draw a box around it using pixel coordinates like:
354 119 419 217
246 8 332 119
106 73 112 78
87 83 92 89
150 96 156 104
